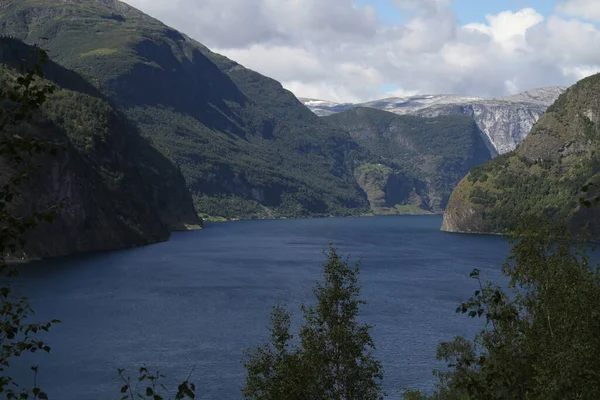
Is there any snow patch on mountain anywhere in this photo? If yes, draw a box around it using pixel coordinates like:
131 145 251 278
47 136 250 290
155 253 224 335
301 88 566 154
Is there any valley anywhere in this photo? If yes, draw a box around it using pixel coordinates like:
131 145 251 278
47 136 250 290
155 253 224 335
2 1 600 399
0 0 539 258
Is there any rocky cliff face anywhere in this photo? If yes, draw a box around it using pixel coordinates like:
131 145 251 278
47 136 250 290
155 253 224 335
441 75 600 236
414 88 566 154
302 88 565 155
439 179 488 234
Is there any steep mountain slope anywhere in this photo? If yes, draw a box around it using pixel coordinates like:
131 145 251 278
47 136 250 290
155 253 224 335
442 74 600 237
0 0 369 220
323 107 493 213
302 88 565 155
0 37 201 259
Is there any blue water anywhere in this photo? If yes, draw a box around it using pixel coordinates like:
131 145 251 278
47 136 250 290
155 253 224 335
10 215 511 399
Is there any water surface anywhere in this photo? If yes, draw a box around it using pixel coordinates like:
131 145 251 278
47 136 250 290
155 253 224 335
12 215 511 399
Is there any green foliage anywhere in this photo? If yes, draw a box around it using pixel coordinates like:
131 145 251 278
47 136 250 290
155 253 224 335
243 306 306 400
117 366 196 400
244 245 384 400
406 220 600 400
457 152 597 233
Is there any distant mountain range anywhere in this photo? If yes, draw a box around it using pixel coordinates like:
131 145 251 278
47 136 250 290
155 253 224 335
301 87 566 155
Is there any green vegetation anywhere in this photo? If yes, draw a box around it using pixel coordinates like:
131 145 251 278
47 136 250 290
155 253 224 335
244 245 384 400
243 221 600 400
404 220 600 399
443 74 600 236
325 107 492 212
117 367 195 400
0 37 200 259
0 0 370 220
392 204 431 214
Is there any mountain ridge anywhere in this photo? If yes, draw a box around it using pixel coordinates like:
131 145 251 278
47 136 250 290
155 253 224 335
301 87 566 155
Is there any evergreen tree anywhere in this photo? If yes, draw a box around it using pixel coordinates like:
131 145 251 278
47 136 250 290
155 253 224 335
243 305 305 400
243 244 384 400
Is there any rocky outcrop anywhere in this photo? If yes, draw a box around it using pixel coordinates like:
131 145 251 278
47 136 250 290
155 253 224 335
354 163 429 214
440 180 486 233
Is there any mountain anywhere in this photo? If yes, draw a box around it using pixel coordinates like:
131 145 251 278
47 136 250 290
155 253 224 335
322 107 493 213
442 74 600 237
0 37 201 260
298 98 355 116
413 88 566 154
0 0 369 220
301 88 565 155
360 95 484 114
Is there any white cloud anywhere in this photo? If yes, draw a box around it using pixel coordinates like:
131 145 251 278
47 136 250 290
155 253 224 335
464 8 544 53
124 0 600 102
562 65 600 81
558 0 600 21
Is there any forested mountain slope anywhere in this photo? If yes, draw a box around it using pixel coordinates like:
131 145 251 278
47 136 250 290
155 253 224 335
0 37 201 259
323 107 493 213
442 74 600 237
0 0 369 220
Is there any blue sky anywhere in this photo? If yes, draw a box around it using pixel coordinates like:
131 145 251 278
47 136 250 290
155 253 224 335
356 0 557 24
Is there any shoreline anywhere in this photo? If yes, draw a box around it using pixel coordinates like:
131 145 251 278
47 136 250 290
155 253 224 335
7 213 443 265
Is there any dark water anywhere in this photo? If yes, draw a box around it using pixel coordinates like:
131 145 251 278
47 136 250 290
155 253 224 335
10 215 511 399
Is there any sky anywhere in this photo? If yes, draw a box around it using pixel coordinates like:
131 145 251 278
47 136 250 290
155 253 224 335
124 0 600 102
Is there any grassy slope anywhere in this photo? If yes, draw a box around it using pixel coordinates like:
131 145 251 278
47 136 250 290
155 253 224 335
323 107 493 212
443 73 600 236
0 0 369 219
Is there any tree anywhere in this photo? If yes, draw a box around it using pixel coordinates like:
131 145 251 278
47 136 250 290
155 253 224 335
404 219 600 400
243 305 306 400
244 244 384 400
117 366 196 400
